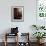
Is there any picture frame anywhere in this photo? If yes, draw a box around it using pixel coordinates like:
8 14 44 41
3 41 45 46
11 6 24 22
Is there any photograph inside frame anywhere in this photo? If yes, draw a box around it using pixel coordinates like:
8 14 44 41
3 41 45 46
11 6 24 22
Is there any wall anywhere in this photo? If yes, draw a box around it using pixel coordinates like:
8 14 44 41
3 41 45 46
0 0 36 42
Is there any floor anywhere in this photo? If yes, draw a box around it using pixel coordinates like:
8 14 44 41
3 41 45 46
0 42 46 46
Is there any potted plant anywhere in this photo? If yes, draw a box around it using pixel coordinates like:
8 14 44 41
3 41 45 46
32 25 39 30
33 32 46 43
40 26 45 29
32 24 45 30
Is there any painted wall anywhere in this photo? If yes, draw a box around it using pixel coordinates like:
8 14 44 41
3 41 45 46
0 0 36 42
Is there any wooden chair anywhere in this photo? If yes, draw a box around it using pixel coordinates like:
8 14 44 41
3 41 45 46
4 33 18 46
19 33 30 46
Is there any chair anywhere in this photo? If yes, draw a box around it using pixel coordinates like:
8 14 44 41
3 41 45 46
4 33 18 46
18 33 30 46
4 27 19 46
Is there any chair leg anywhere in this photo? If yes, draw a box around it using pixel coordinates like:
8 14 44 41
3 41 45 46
4 33 7 46
17 34 18 46
4 41 7 46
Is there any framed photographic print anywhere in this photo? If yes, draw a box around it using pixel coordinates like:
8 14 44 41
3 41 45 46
11 6 24 22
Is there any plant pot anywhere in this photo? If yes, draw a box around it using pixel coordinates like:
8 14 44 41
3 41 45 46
37 39 40 43
37 39 45 44
40 38 45 43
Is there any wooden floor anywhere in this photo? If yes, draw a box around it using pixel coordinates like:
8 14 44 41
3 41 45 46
0 42 46 46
